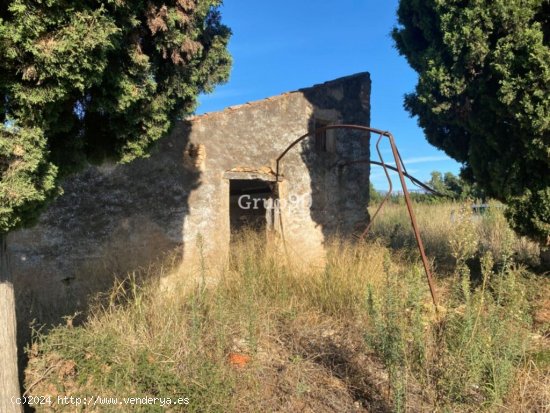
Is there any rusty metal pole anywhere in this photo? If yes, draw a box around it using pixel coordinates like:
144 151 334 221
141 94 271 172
358 134 393 240
275 124 439 308
386 131 438 307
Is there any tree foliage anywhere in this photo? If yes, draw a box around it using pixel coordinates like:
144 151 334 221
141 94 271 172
369 182 384 203
427 170 485 201
0 0 231 233
393 0 549 244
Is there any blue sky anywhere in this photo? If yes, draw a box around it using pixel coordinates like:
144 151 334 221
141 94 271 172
196 0 462 189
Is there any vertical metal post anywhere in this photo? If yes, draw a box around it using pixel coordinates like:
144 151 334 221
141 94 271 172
275 124 439 308
386 132 438 307
359 134 393 240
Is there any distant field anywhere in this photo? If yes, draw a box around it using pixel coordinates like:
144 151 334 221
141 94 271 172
25 202 549 412
367 200 541 272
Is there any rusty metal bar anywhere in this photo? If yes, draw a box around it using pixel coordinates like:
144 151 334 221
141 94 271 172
275 124 438 307
358 133 393 240
340 159 445 196
386 131 438 307
276 124 385 178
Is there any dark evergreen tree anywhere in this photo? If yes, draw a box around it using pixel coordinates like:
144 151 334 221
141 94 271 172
393 0 549 244
0 1 231 409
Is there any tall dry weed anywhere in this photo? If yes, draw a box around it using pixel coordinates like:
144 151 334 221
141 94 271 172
24 225 546 412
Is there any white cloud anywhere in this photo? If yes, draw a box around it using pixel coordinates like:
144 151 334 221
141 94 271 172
376 155 450 167
401 155 450 165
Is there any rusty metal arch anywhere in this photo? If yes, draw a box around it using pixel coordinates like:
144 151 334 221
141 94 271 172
275 124 438 307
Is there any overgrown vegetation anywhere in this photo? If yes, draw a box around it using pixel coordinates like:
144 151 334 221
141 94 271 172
25 203 549 412
367 200 541 272
1 3 231 407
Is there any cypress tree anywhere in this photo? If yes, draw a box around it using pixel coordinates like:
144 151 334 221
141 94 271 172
0 1 231 409
393 0 549 245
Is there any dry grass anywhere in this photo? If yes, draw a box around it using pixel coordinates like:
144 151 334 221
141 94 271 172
24 203 549 412
25 236 394 412
505 360 550 412
367 200 541 271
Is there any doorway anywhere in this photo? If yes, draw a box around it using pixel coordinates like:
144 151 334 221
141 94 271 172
229 179 277 241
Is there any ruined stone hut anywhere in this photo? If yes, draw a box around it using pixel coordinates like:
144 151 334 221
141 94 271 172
10 72 371 330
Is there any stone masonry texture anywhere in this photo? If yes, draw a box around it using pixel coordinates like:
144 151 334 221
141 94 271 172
9 72 371 340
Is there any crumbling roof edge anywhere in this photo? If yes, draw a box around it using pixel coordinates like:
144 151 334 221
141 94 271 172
185 72 370 123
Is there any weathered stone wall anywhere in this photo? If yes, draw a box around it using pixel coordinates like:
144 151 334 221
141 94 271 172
181 72 371 263
9 128 199 336
8 72 371 336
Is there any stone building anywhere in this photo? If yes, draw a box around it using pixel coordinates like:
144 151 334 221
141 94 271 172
9 72 371 331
